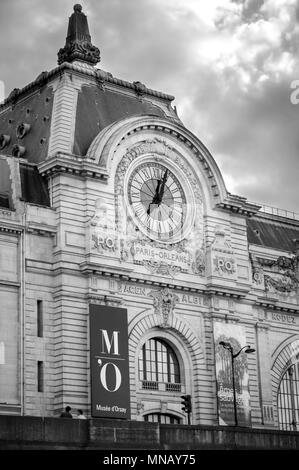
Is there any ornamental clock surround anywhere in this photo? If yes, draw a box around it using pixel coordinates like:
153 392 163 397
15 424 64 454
124 155 196 244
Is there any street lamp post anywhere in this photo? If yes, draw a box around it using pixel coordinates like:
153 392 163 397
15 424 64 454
219 341 255 426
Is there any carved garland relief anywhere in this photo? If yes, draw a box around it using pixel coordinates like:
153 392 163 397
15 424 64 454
250 254 299 296
211 227 236 278
111 138 206 278
148 287 180 328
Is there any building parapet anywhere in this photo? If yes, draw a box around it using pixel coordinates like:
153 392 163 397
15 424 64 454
251 202 299 224
0 415 299 450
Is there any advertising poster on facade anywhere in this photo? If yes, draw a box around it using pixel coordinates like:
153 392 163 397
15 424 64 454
214 322 252 426
89 304 130 419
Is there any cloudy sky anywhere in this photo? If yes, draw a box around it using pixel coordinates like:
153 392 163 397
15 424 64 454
0 0 298 213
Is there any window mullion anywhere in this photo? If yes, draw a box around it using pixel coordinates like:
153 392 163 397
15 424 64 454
289 366 297 430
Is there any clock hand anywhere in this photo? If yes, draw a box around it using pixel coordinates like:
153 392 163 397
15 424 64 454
157 170 168 204
147 179 161 215
147 170 169 215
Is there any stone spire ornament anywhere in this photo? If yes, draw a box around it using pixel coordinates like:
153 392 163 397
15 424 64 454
58 4 100 65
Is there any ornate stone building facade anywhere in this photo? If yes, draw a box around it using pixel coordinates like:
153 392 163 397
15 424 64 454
0 5 298 431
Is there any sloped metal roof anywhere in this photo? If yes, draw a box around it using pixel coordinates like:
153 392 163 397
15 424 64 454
247 217 299 252
73 84 167 156
19 163 50 206
0 158 13 209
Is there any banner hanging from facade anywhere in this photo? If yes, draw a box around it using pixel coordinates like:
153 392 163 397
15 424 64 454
89 304 130 419
214 322 252 426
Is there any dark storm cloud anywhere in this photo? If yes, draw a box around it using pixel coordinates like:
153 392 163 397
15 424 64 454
231 0 265 23
0 0 298 212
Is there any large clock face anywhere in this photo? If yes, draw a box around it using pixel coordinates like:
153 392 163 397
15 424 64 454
127 161 187 241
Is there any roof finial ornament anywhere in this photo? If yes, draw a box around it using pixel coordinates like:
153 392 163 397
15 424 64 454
74 4 82 12
57 4 100 66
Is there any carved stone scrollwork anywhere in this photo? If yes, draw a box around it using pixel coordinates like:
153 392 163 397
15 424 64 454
271 255 299 272
148 288 179 327
133 81 146 97
191 248 205 275
90 198 118 254
143 260 181 278
213 256 235 276
264 255 299 294
136 400 144 415
120 238 129 261
211 226 236 277
7 88 20 105
114 138 205 275
264 274 297 293
249 253 264 285
115 138 201 201
58 41 100 65
211 226 234 254
253 270 264 284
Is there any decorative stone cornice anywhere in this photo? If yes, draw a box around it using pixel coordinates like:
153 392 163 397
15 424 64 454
217 193 261 217
79 261 133 277
77 265 253 299
206 284 249 299
255 300 299 314
0 208 13 219
80 263 199 291
257 256 289 267
26 223 56 237
0 62 174 112
0 224 23 235
86 293 123 305
255 321 270 331
38 153 109 181
0 279 21 288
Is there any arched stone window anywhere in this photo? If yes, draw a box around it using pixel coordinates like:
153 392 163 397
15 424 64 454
138 338 181 391
277 361 299 431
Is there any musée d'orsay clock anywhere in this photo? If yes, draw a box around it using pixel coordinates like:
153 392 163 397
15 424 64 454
126 160 191 243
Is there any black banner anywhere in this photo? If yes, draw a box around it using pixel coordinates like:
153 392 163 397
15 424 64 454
89 304 130 419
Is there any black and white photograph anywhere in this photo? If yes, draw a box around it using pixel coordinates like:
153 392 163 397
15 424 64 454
0 0 298 461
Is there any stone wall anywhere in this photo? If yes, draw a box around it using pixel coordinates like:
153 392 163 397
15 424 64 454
0 416 299 450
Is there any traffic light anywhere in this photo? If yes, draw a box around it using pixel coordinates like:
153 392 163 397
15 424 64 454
181 394 192 413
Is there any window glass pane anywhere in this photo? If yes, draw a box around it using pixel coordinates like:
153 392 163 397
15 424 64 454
37 300 43 337
278 362 299 431
37 361 44 392
139 338 180 385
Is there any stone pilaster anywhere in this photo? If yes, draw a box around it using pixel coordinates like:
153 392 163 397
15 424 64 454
255 319 275 427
